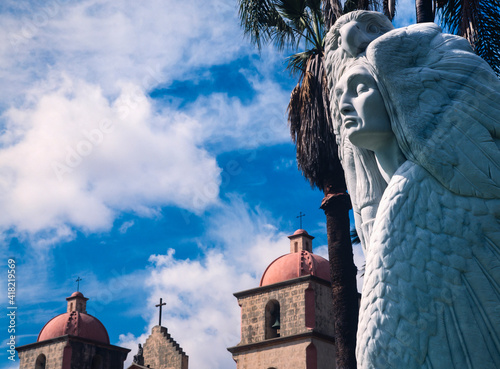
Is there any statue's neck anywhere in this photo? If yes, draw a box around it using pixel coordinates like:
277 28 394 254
374 136 406 183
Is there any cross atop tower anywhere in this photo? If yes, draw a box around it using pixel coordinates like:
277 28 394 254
296 212 306 229
155 298 167 326
75 276 82 292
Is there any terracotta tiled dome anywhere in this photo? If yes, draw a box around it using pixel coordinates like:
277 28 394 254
292 229 309 236
260 250 330 286
37 312 110 344
37 292 110 344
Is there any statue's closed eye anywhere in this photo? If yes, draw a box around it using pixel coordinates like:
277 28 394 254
367 24 379 33
356 84 369 94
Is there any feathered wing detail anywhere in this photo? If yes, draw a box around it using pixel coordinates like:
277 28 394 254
358 161 500 368
366 24 500 199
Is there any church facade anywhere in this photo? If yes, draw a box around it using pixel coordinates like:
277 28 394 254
16 292 130 369
17 229 335 369
16 292 189 369
228 229 336 368
129 325 188 369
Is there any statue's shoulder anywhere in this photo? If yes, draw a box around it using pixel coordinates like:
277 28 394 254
384 161 429 195
374 161 429 227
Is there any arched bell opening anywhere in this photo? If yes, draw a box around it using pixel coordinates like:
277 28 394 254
265 300 281 339
35 354 46 369
91 354 103 369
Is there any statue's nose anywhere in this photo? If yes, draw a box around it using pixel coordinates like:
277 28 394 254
340 100 354 116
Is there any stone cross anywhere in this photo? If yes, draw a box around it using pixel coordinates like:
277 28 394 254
296 212 306 229
75 276 82 292
155 298 167 326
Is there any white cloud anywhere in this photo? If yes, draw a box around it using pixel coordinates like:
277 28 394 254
188 86 291 152
0 76 221 243
117 249 252 369
119 220 134 234
0 0 245 106
145 250 246 369
314 244 328 259
0 0 296 245
205 196 290 276
118 197 290 369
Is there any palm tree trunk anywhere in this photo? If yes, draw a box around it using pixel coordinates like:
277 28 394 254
416 0 434 22
321 189 358 369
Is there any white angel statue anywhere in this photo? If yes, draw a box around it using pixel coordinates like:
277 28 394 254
328 20 500 369
324 10 395 251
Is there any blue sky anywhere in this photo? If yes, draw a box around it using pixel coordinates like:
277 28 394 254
0 1 415 368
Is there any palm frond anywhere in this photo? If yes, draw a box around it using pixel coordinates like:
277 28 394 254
275 0 326 49
275 0 308 24
322 0 343 29
371 0 384 11
288 54 344 190
239 0 347 189
286 50 317 75
438 0 500 76
343 0 359 13
438 0 478 40
238 0 297 50
238 0 328 51
306 0 323 16
474 0 500 75
383 0 396 20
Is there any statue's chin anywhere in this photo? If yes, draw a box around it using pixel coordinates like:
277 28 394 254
348 130 397 153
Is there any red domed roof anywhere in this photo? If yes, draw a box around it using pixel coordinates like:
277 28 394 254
37 311 110 344
292 229 309 236
260 250 330 286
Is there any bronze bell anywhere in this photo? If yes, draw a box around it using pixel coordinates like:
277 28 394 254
271 317 280 329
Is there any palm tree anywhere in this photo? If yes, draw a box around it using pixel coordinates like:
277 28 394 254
238 1 359 368
324 0 500 76
416 0 434 22
436 0 500 75
388 0 500 75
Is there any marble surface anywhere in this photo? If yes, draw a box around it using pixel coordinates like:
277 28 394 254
325 14 500 368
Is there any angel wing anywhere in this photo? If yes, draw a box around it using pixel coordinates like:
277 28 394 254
358 161 500 369
366 24 500 199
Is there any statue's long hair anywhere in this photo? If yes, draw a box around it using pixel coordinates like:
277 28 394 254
324 11 393 250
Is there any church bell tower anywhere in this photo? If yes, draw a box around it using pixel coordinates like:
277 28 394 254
16 291 130 369
228 229 336 368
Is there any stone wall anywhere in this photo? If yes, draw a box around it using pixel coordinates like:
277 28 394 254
143 326 188 369
315 339 336 369
18 339 67 369
69 340 129 369
237 278 334 345
17 337 129 369
232 340 310 369
313 283 335 336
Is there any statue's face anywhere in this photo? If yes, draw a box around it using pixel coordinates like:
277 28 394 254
335 65 392 151
338 20 383 57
